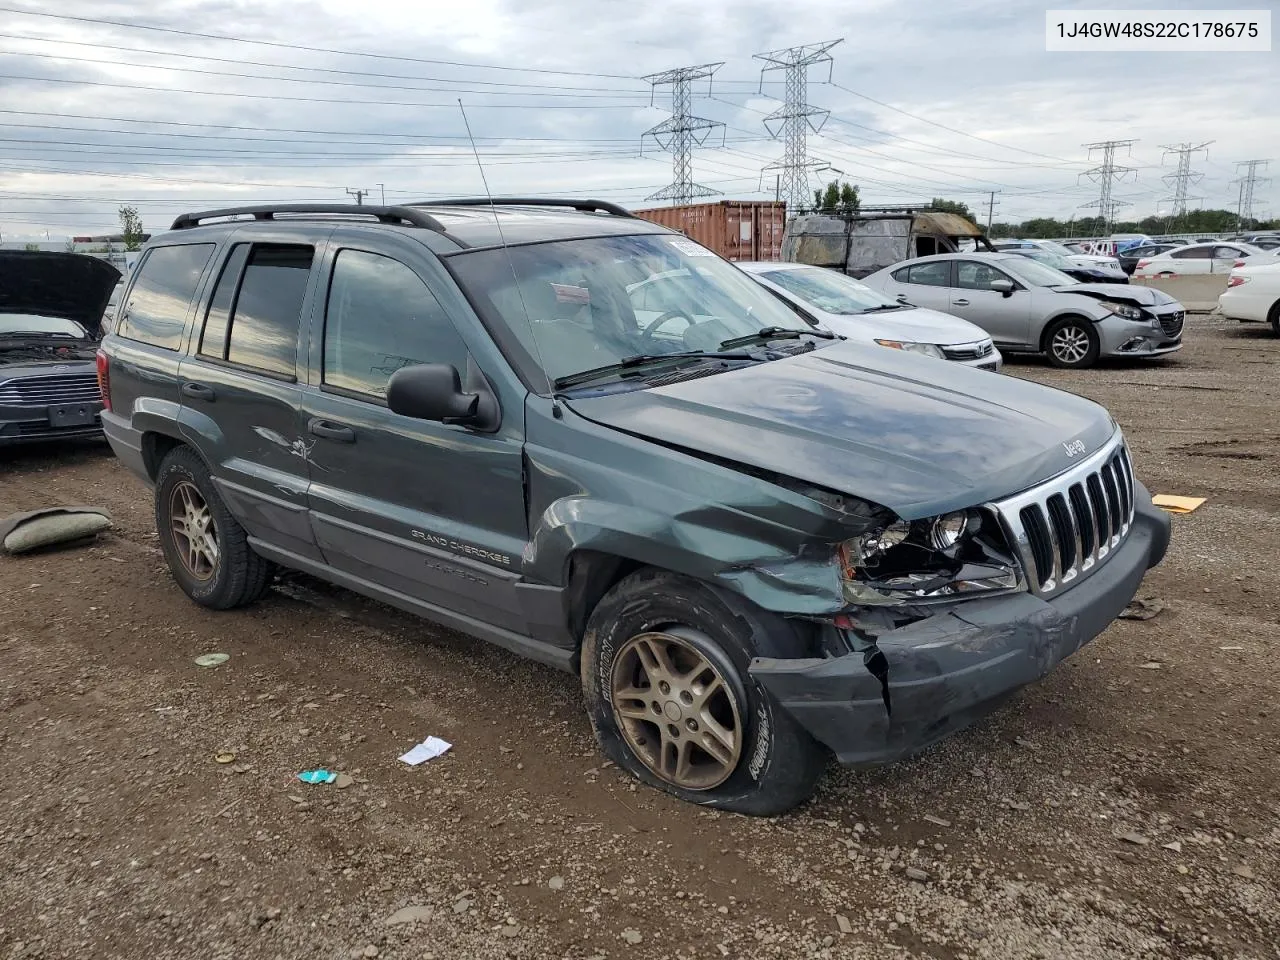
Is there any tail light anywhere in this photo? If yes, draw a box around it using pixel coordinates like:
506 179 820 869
95 349 111 412
1227 275 1250 288
1233 260 1246 268
1136 259 1151 269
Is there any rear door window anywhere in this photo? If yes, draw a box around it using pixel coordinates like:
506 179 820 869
904 261 951 287
221 244 313 377
118 243 215 350
1170 246 1211 259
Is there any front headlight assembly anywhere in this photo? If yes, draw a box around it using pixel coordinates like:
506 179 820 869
1099 300 1145 322
838 509 1023 605
875 339 946 359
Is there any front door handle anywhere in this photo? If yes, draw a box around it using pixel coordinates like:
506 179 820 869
952 298 970 306
181 382 215 401
308 417 355 443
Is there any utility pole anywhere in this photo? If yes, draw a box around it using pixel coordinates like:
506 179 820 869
1079 139 1137 234
376 183 386 206
641 63 726 206
1231 159 1271 229
985 190 999 233
753 39 842 216
1159 141 1213 218
345 187 368 205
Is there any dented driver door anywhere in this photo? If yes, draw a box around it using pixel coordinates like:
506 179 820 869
298 230 529 634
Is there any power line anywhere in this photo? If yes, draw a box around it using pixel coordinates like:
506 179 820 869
752 39 842 214
641 63 726 205
1159 141 1213 216
1079 140 1137 232
345 187 368 205
0 7 642 80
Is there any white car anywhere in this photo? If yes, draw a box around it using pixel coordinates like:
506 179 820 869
996 239 1127 281
1219 260 1280 334
737 262 1002 370
1134 241 1268 277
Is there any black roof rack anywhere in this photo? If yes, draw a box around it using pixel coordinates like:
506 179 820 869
170 204 446 232
408 198 636 219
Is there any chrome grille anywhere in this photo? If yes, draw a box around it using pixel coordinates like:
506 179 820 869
1159 311 1185 338
992 434 1136 597
0 373 102 406
942 340 995 362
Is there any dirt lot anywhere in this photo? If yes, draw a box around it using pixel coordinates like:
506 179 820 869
2 314 1277 960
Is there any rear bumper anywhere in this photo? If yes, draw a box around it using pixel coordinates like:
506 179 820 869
750 486 1170 765
101 410 152 483
1218 288 1271 323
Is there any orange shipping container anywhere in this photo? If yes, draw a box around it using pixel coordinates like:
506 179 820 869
630 201 786 262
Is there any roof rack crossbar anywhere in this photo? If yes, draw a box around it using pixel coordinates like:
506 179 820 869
170 204 446 232
407 197 636 219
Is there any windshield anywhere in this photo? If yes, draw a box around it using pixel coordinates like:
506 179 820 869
1016 248 1077 272
1000 257 1079 287
447 233 816 389
756 266 898 315
1035 240 1078 257
0 313 89 338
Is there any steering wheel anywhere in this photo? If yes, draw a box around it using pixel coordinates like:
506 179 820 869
638 309 694 343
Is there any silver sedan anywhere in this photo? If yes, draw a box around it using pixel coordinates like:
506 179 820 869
859 252 1185 369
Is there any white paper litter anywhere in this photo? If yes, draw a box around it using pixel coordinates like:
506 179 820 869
398 736 452 766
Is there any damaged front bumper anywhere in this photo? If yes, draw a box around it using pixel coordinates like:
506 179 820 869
749 487 1171 765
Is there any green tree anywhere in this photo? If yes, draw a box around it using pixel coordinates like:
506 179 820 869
64 238 77 253
929 197 974 220
813 179 860 214
838 183 860 215
23 242 40 251
118 205 145 251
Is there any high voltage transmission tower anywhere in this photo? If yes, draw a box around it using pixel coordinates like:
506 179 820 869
1231 159 1271 227
1079 139 1137 232
753 39 842 215
641 62 726 205
1159 141 1213 217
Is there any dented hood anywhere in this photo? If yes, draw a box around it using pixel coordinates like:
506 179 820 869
564 343 1116 520
0 251 121 338
1065 283 1180 308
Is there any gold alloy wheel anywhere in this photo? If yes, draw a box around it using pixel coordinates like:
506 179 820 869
169 480 220 581
609 627 744 790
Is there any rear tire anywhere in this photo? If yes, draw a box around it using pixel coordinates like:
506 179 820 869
1268 300 1280 337
580 569 828 816
1043 316 1100 369
154 446 272 610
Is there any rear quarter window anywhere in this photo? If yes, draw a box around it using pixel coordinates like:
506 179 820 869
118 243 215 350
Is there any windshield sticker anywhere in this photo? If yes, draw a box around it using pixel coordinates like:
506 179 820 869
668 238 715 258
550 283 591 304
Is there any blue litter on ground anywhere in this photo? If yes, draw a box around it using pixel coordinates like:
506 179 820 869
297 769 338 784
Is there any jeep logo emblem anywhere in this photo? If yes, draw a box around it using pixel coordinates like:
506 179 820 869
1063 439 1087 458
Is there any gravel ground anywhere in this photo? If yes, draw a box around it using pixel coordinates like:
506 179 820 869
2 313 1277 960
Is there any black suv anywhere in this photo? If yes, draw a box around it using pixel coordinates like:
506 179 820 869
100 201 1171 814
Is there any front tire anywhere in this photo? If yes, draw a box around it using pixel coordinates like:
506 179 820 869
580 570 827 816
1044 316 1100 369
154 446 272 610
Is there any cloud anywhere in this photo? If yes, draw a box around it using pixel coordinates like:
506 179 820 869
0 0 1274 237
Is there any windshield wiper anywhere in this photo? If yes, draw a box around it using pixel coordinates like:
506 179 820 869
0 331 78 340
861 304 907 313
552 350 754 389
717 326 834 351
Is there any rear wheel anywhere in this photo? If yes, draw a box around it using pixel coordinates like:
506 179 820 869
580 569 828 816
1268 300 1280 336
1044 316 1100 369
155 446 272 609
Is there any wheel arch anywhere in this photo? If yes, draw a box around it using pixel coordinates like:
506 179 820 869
1039 311 1098 354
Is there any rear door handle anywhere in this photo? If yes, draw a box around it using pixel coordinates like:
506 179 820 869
952 298 970 306
308 417 355 443
181 382 215 401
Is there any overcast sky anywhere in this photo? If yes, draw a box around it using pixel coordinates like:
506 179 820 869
0 0 1275 238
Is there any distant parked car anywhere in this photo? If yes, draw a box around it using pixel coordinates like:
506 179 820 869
1219 260 1280 334
1000 247 1128 284
0 251 121 445
1117 243 1183 275
1134 242 1267 277
992 239 1127 281
860 252 1185 369
737 262 1002 370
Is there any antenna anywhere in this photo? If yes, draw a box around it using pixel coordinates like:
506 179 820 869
457 100 561 415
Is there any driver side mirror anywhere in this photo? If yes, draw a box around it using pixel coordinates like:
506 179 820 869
387 364 492 429
989 279 1015 297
